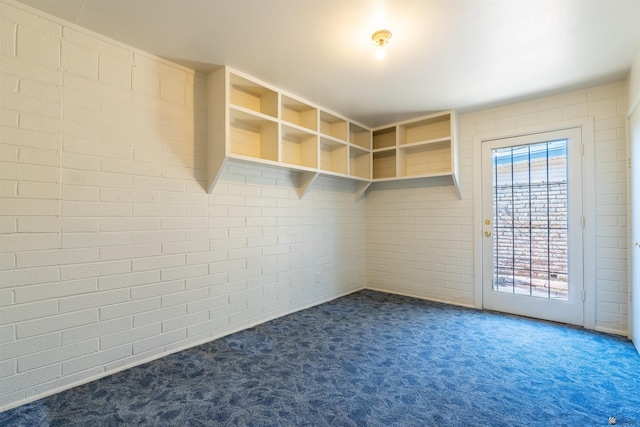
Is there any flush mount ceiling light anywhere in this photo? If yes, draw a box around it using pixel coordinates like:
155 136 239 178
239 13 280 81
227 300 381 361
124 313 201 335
372 29 392 59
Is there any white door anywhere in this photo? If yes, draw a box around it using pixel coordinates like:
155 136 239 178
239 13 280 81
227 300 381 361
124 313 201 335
481 128 584 325
630 106 640 353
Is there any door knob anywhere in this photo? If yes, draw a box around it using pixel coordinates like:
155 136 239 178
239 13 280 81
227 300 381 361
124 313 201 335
484 230 492 237
635 241 640 247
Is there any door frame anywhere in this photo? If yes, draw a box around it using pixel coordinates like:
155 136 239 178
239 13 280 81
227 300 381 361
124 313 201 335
473 117 596 329
628 95 640 348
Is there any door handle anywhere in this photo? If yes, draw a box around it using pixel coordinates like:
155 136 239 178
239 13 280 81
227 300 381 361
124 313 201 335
635 242 640 247
484 230 492 237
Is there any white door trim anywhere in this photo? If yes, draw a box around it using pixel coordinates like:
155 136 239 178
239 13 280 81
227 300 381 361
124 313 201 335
628 103 640 347
473 117 595 329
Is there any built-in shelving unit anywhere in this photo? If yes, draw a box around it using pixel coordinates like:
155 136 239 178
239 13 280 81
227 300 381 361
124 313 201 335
370 111 460 197
207 66 460 200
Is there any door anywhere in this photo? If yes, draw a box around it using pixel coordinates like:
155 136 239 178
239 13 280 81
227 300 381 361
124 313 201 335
630 106 640 353
481 128 584 325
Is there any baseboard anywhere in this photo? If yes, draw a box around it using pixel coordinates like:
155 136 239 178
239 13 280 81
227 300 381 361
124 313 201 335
1 286 365 413
365 286 477 310
365 287 634 340
595 325 628 337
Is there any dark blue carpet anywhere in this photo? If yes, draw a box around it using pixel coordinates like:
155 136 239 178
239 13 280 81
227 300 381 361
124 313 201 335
2 290 639 426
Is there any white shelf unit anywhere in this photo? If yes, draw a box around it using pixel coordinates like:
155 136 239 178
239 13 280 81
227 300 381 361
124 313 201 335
207 67 373 198
206 67 460 199
370 111 460 197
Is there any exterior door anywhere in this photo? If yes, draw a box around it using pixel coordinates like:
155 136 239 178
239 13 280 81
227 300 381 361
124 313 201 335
481 128 584 325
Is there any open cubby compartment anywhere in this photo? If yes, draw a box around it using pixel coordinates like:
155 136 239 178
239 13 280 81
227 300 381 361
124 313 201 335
229 73 279 118
320 137 348 175
349 123 371 149
228 108 279 162
320 111 348 142
280 124 318 169
399 113 451 145
349 146 370 179
281 95 318 131
398 140 452 177
372 149 397 179
373 126 397 150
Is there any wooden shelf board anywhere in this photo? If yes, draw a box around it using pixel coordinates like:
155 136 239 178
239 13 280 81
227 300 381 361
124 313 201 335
399 136 451 148
229 105 279 123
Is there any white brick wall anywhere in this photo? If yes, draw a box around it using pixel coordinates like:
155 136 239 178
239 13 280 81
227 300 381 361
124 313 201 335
0 0 365 411
366 82 629 335
366 182 475 304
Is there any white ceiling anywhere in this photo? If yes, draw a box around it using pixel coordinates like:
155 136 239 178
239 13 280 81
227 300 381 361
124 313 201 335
15 0 640 127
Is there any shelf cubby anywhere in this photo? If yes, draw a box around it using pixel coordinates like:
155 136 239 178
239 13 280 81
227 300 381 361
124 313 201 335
399 114 451 145
320 137 348 175
349 123 371 150
229 108 279 162
398 140 452 177
320 111 348 142
280 124 318 169
373 126 397 150
229 73 278 118
281 95 318 131
372 149 397 179
349 146 370 179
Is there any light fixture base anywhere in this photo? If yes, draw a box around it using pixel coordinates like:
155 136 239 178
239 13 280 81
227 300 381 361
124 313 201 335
372 29 392 47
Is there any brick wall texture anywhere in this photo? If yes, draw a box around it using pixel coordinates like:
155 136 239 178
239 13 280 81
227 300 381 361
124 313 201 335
493 181 568 291
0 0 633 412
0 1 365 410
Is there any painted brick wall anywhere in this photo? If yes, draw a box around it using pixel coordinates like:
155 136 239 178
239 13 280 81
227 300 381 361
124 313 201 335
0 1 364 410
367 82 629 335
366 178 474 304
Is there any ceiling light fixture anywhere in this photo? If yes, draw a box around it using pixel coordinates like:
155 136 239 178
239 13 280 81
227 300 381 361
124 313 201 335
372 29 392 59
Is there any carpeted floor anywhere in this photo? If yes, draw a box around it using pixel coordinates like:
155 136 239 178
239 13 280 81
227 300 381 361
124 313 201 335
1 290 639 426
